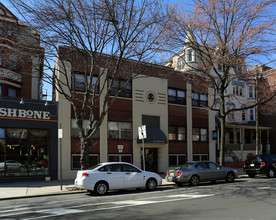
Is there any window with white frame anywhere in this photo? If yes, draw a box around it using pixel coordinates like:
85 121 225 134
187 49 192 62
177 57 184 69
233 86 243 96
108 154 132 163
249 86 254 98
250 109 254 121
71 154 99 170
169 154 186 166
108 121 132 139
192 154 209 161
242 110 246 121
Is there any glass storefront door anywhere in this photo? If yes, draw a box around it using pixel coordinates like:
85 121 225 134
0 128 50 177
141 148 158 173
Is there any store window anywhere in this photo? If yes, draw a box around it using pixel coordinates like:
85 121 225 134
8 87 17 97
0 128 50 177
71 154 99 170
192 128 208 141
108 121 132 139
168 88 186 105
108 154 132 163
169 154 186 166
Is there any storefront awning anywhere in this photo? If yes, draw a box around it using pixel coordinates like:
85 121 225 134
137 127 167 144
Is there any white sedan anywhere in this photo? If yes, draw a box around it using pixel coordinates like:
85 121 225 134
75 162 162 195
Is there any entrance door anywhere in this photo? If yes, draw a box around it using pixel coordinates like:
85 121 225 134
142 148 158 173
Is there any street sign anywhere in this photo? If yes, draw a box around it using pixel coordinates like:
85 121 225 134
58 129 63 139
138 125 147 139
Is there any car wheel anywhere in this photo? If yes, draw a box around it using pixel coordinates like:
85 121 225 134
267 168 275 178
226 172 235 183
248 174 256 178
189 175 200 186
146 178 157 190
94 182 108 195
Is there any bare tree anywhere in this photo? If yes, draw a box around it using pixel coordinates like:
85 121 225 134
164 0 276 165
10 0 169 169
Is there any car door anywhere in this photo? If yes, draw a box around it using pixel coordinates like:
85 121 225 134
207 162 225 180
121 164 144 188
195 162 211 181
104 164 125 190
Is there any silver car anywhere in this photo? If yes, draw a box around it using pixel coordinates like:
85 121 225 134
166 161 238 186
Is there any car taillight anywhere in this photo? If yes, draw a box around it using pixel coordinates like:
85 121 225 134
243 163 246 168
166 171 168 176
261 162 265 167
82 172 89 177
176 171 182 177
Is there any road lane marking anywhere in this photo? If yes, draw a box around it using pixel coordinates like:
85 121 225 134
258 187 271 190
22 193 214 219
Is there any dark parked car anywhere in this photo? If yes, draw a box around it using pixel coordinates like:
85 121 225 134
166 161 238 186
244 154 276 178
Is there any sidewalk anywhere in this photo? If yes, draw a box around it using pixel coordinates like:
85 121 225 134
0 168 246 200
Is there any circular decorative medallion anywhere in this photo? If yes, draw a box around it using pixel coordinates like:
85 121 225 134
146 91 156 104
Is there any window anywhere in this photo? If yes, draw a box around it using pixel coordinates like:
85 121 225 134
108 154 132 163
233 86 243 96
71 119 100 138
192 93 207 107
168 126 186 141
169 154 186 166
187 49 192 62
0 50 2 66
142 115 160 128
8 87 17 97
242 110 246 121
72 154 99 170
168 88 186 105
121 164 140 172
110 79 132 98
74 73 98 93
250 109 254 121
249 86 254 98
0 85 2 96
193 154 209 161
108 121 132 139
0 21 3 35
8 24 13 37
192 128 208 141
229 131 234 144
9 54 17 70
177 57 183 69
237 131 240 144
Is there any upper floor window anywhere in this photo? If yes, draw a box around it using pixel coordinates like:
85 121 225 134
71 119 100 138
248 86 254 98
250 109 254 121
0 85 2 96
192 128 208 142
187 49 192 62
242 110 246 121
110 79 132 98
108 121 132 139
9 54 17 70
0 22 3 35
168 126 186 141
233 86 243 96
177 57 183 69
168 88 186 105
192 93 207 107
0 50 2 66
74 73 98 93
8 24 13 37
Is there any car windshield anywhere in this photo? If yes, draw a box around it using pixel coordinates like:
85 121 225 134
177 163 193 170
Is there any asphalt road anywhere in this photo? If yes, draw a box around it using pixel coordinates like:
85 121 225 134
0 176 276 220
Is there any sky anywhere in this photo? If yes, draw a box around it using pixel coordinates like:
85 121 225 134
1 0 276 98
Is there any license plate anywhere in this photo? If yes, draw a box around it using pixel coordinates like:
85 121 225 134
170 173 174 176
250 164 255 167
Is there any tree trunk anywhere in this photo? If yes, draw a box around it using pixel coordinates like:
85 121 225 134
219 116 226 166
80 137 90 170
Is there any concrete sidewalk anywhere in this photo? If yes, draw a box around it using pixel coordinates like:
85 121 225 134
0 168 246 200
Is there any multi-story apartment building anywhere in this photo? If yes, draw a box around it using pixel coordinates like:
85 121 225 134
0 3 58 183
164 35 271 165
55 46 217 179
